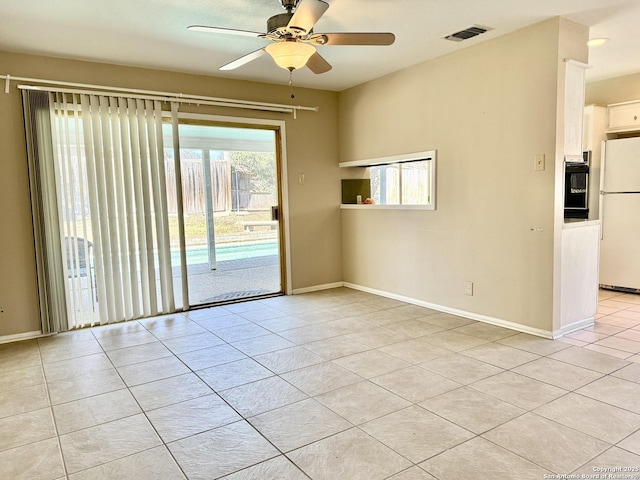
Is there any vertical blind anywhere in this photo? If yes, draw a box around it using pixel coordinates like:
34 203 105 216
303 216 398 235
24 90 180 330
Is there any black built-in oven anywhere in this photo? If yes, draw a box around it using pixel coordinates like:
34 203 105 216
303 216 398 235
564 151 590 219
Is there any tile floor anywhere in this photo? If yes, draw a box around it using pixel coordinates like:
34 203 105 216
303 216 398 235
1 287 640 479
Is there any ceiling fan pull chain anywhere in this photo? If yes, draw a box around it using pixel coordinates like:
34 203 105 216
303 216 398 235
289 70 296 100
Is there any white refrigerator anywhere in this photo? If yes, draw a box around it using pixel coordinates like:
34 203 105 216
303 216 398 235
599 136 640 292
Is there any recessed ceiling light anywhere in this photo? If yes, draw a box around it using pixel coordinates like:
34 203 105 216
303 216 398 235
588 37 609 47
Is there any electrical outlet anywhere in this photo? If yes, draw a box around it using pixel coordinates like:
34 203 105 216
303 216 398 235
464 281 474 296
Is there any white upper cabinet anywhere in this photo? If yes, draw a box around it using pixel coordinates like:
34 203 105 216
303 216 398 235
564 60 588 162
608 101 640 133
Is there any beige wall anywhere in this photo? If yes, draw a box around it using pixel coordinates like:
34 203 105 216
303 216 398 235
339 18 587 333
0 51 342 337
586 72 640 106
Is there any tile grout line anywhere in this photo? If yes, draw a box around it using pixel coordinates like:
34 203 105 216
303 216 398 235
36 338 70 480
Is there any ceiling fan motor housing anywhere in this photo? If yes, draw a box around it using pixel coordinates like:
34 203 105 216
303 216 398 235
267 13 294 34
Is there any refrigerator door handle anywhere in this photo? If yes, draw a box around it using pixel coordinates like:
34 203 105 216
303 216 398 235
599 191 605 240
601 191 640 195
600 142 607 193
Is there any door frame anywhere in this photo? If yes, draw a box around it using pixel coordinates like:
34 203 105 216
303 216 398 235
173 112 292 296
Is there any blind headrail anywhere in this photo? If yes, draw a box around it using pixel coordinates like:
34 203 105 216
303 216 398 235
2 73 318 116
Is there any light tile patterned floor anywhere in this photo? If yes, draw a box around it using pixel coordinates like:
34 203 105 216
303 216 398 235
1 288 640 479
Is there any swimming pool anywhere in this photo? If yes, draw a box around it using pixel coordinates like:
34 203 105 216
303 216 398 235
171 241 278 265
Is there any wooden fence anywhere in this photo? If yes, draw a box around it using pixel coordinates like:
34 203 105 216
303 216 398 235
164 159 273 215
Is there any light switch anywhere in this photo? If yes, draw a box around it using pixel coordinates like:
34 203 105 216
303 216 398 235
534 154 545 171
298 173 305 185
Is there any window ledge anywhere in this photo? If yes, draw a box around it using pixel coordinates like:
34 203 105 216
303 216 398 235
340 204 435 211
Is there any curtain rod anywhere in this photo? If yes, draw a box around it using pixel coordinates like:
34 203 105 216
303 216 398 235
19 85 296 114
1 73 319 116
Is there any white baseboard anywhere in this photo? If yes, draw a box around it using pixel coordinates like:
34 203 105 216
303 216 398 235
552 317 594 339
0 330 43 345
291 282 345 295
344 282 554 339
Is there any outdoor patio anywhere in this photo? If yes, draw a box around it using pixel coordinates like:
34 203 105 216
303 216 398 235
69 235 282 328
179 253 281 306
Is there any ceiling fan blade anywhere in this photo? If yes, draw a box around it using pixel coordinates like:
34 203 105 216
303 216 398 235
220 48 267 70
306 51 332 74
310 32 396 46
287 0 329 33
188 25 264 38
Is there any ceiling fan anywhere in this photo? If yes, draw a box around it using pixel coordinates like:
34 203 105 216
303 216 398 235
188 0 395 74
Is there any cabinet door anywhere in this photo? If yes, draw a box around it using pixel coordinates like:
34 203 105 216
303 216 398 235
564 61 586 161
608 102 640 132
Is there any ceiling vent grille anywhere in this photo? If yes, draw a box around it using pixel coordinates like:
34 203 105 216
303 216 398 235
444 25 492 42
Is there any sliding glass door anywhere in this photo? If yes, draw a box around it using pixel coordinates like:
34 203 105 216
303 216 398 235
26 90 285 331
164 121 283 308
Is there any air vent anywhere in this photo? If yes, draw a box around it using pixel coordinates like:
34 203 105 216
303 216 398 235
444 25 492 42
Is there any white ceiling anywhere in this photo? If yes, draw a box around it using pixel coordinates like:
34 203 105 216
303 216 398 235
0 0 638 91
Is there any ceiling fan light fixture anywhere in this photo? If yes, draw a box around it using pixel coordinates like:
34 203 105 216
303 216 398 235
265 41 316 70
